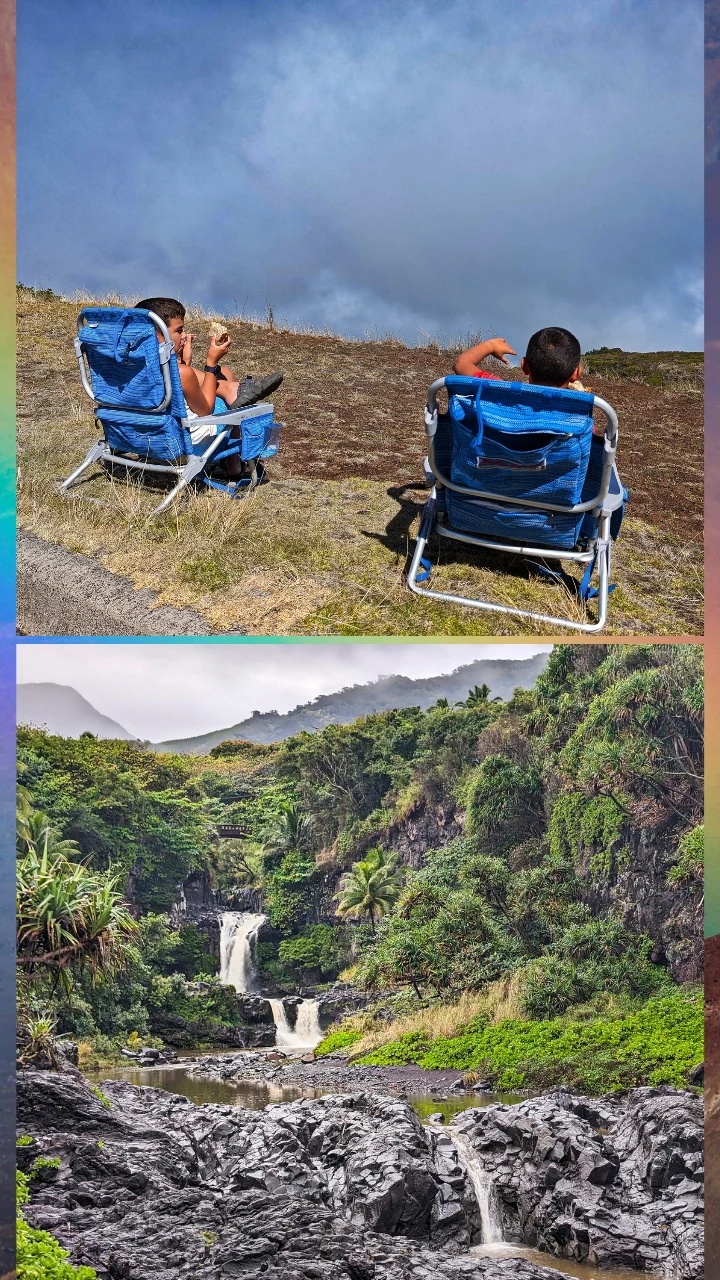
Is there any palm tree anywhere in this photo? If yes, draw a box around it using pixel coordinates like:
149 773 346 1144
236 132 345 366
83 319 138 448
17 807 81 859
260 804 318 860
465 684 502 707
336 848 404 933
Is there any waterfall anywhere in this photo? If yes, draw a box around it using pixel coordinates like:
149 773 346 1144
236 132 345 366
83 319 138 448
449 1127 504 1244
219 912 267 993
218 911 323 1050
269 998 323 1050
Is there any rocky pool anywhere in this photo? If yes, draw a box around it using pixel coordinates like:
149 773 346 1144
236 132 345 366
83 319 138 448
21 1063 701 1280
86 1058 521 1121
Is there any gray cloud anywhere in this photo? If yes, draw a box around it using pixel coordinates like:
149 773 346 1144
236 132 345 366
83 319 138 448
19 0 702 349
16 642 551 741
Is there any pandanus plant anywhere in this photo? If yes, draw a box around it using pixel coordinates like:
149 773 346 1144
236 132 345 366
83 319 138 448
336 847 404 934
17 827 137 986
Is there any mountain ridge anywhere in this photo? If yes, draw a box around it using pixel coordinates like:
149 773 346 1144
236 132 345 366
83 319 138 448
154 655 550 753
16 683 135 741
17 655 550 752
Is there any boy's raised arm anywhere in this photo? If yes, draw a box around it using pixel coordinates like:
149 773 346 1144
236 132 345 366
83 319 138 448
453 337 517 375
179 335 230 414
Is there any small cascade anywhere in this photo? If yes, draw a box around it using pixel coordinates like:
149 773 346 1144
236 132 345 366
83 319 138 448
448 1127 503 1244
219 911 267 993
269 998 323 1050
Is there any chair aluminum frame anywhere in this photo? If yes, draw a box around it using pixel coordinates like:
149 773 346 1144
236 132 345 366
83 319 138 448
62 310 270 517
407 377 621 633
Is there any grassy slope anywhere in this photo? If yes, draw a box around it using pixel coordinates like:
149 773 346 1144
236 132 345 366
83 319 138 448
316 990 703 1094
17 288 703 636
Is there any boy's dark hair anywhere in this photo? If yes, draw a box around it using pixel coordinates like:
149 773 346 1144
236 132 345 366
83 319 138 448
134 297 185 326
525 327 581 386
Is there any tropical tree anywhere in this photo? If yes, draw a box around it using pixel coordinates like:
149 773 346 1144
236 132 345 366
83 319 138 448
465 683 502 707
260 803 318 865
17 805 137 986
336 848 404 933
17 807 81 859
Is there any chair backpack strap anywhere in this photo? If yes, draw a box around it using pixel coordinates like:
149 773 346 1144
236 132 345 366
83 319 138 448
110 311 143 363
578 552 597 602
578 543 617 601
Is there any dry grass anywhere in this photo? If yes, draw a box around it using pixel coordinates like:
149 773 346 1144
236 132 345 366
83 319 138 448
17 287 703 636
345 974 525 1060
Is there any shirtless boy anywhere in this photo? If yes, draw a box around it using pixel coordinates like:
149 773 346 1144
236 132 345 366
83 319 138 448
136 296 282 475
453 326 583 389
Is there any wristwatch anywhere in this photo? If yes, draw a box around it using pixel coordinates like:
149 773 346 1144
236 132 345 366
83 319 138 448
204 364 221 375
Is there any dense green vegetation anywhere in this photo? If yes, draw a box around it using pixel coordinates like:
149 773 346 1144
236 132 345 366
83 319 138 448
353 991 703 1093
17 645 703 1090
582 347 703 391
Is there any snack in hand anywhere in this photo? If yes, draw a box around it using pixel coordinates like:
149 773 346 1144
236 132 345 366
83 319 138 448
209 321 230 344
567 379 591 392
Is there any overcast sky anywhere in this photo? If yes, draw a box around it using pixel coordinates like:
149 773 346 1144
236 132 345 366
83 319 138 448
18 0 702 351
16 642 551 741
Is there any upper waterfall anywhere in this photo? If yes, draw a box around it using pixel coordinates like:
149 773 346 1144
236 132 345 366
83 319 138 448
219 911 267 993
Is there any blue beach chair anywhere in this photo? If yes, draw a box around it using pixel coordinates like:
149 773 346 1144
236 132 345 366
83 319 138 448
407 376 626 632
61 307 282 516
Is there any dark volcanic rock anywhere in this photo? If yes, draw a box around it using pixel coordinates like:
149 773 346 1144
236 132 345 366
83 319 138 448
576 828 703 984
184 1052 467 1098
450 1088 703 1279
17 1070 703 1280
149 985 276 1049
18 1068 563 1280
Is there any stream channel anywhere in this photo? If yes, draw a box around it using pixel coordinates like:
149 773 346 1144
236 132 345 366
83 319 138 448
84 913 648 1280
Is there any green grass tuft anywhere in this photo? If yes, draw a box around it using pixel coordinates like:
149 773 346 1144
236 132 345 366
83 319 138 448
314 1029 364 1056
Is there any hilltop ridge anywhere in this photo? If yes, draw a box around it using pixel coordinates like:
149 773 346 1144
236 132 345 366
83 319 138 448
154 654 550 752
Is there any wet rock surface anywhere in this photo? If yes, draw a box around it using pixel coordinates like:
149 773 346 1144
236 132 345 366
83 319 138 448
183 1049 470 1098
17 1069 703 1280
451 1087 703 1278
18 1069 556 1280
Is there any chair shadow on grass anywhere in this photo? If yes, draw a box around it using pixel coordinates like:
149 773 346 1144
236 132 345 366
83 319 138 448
360 483 582 591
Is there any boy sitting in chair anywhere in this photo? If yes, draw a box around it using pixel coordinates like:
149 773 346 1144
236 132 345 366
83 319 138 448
135 296 283 477
453 326 584 390
452 326 603 435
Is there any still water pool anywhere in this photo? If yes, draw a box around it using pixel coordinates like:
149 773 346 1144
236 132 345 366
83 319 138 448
86 1060 521 1117
470 1245 643 1280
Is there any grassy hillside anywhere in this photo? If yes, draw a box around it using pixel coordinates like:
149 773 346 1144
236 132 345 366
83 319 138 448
17 287 702 635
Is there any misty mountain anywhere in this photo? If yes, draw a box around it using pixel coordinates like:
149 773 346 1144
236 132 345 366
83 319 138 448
17 683 135 741
154 655 550 754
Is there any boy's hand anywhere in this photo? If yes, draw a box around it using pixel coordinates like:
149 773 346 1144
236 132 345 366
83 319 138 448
180 333 195 366
487 338 517 364
207 334 231 364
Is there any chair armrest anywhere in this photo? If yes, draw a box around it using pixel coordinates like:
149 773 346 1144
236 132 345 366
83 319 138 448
182 401 274 430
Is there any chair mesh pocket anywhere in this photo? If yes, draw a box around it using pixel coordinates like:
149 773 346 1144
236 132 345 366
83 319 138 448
240 412 274 460
446 493 583 549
